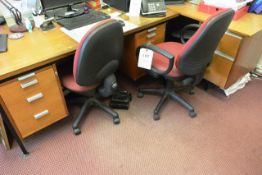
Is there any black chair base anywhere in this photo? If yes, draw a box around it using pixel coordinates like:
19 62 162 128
137 80 197 120
68 97 120 135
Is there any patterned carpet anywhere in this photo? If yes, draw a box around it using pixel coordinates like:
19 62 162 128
1 77 262 175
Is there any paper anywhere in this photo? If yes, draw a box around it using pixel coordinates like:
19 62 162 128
113 17 138 33
61 18 138 43
224 73 251 96
109 12 122 18
129 0 142 16
61 22 98 42
138 48 154 70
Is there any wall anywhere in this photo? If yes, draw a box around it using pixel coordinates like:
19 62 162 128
0 0 37 26
256 55 262 74
0 0 36 16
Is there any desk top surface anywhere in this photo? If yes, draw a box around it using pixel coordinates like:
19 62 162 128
168 3 262 37
0 25 78 81
0 3 261 81
0 8 178 81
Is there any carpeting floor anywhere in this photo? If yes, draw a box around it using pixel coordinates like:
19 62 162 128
1 77 262 175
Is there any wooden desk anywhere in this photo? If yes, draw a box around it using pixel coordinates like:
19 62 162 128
0 8 178 81
168 3 262 37
168 3 262 88
0 8 178 154
0 5 261 154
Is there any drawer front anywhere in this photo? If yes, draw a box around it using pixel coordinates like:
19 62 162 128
204 53 233 88
135 23 166 47
121 23 166 81
217 32 242 58
0 66 68 138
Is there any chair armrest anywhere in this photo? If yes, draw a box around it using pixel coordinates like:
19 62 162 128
180 24 200 44
137 44 174 76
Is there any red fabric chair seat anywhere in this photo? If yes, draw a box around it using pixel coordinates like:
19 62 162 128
61 71 98 93
152 42 184 77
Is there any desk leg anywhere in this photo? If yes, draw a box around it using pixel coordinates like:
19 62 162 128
0 106 29 155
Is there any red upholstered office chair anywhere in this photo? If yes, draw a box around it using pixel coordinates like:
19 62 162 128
137 9 234 120
61 19 124 135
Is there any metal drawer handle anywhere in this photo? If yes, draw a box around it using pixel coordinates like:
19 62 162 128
34 110 49 120
215 50 235 62
147 27 157 33
18 72 35 81
225 31 242 40
26 92 43 103
20 79 38 89
146 32 156 39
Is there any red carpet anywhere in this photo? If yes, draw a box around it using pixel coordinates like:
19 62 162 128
1 78 262 175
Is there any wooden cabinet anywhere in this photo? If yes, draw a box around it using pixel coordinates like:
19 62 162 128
121 23 166 81
204 31 243 89
217 32 242 58
0 113 11 150
204 52 234 88
0 65 68 139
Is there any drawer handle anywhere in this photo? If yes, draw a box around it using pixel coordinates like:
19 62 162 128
20 79 38 89
18 72 35 81
215 50 235 62
147 27 157 33
146 33 156 39
225 31 242 40
34 110 49 120
26 92 43 103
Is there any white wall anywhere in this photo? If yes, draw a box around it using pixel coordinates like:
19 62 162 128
0 0 36 16
256 55 262 74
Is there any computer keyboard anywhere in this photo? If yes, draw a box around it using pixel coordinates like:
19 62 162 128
0 34 7 53
57 10 111 30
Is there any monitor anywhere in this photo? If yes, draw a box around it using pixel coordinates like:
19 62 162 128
40 0 84 10
165 0 184 5
40 0 85 18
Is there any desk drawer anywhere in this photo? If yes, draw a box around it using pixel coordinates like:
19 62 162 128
0 66 68 138
217 32 242 58
121 23 166 81
204 53 233 88
135 24 166 46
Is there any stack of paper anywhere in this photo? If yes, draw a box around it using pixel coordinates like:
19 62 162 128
204 0 253 11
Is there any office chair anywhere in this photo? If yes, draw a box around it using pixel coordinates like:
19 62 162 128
61 19 124 135
137 9 234 120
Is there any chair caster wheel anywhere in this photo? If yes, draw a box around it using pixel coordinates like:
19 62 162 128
189 91 195 95
137 92 144 98
153 113 160 121
73 128 81 135
189 111 197 118
129 93 132 102
113 117 120 124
